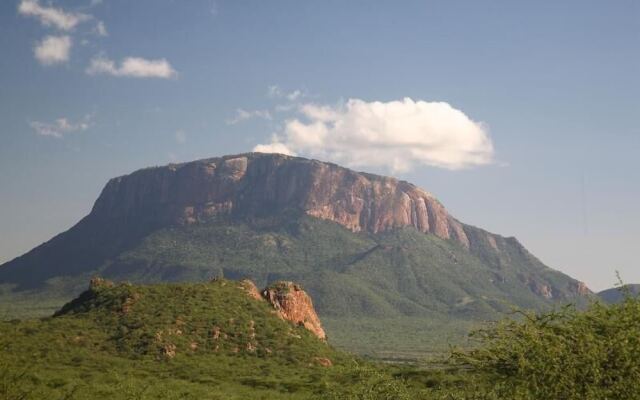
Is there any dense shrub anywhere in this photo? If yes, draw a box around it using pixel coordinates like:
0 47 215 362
316 364 412 400
447 295 640 399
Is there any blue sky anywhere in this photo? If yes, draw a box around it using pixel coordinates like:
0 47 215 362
0 0 638 290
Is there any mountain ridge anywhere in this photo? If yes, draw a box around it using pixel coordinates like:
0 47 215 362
598 284 640 304
91 152 469 243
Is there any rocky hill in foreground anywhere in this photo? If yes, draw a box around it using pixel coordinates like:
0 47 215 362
0 278 352 399
0 153 592 356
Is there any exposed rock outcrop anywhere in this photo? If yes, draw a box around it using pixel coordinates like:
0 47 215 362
240 279 262 301
529 281 553 299
91 153 470 248
89 277 114 290
261 281 326 340
239 279 327 340
573 281 591 296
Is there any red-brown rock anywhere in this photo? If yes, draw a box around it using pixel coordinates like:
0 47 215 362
91 153 470 248
261 281 326 340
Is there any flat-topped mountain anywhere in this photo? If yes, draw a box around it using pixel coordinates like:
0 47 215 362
92 153 468 244
0 153 591 355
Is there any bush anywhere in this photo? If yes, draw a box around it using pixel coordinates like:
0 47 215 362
448 296 640 399
316 363 412 400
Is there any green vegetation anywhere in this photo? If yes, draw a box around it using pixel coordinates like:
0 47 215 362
324 295 640 399
446 298 640 399
1 280 638 399
0 215 590 359
0 279 356 399
323 317 477 359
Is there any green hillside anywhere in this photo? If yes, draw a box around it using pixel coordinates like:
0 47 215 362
1 214 589 357
0 279 358 399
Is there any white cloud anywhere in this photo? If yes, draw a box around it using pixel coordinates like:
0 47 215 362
86 56 177 79
34 35 71 65
94 20 108 37
226 108 272 125
253 98 494 172
267 85 305 101
29 114 92 138
267 85 283 98
275 104 296 112
253 142 294 156
175 130 187 144
286 90 302 101
18 0 90 31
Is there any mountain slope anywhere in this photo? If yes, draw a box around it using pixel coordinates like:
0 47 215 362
0 153 591 354
598 284 640 304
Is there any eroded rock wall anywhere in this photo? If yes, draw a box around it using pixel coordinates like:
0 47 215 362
91 153 470 247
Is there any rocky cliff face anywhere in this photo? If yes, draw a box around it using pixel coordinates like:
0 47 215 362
92 152 469 247
261 281 326 340
240 279 326 340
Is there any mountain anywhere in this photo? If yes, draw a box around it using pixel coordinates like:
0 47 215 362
0 153 591 356
0 278 357 399
598 284 640 304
